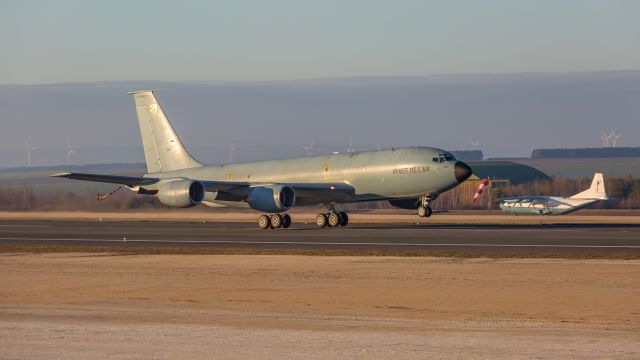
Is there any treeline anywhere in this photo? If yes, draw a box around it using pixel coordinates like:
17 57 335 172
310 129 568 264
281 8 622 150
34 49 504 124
531 147 640 159
436 176 640 210
0 187 157 211
2 176 640 211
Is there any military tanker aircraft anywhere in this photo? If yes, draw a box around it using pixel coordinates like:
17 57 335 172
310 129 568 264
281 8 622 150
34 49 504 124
497 172 608 215
52 90 473 229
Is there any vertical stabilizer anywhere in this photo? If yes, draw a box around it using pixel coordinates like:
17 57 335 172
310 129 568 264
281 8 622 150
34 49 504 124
570 172 607 199
129 90 202 173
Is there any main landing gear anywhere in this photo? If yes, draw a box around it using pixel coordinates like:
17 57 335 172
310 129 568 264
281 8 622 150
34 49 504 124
258 213 292 230
315 205 349 228
315 212 348 227
256 206 351 229
417 195 433 218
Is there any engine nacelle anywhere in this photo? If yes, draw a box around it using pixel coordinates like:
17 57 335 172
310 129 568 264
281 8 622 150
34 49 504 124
247 185 295 213
157 179 205 208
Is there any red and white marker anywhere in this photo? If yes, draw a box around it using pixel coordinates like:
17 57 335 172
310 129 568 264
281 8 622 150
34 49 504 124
472 178 489 203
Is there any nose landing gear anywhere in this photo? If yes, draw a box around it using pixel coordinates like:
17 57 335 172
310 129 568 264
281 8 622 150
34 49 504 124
417 195 434 218
417 205 432 217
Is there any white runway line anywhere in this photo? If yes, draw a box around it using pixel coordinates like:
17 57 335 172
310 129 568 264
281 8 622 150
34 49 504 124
1 237 640 249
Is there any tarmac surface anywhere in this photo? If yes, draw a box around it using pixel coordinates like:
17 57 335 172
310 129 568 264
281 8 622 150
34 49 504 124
1 220 640 254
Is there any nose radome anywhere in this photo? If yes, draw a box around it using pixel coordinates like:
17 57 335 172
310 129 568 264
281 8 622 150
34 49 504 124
454 161 473 183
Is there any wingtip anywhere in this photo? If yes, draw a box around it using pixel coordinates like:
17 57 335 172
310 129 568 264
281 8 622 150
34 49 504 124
50 172 71 177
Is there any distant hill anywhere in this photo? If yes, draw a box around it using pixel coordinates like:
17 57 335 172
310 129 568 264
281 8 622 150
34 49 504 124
451 150 483 161
2 70 639 167
531 147 640 159
514 157 640 179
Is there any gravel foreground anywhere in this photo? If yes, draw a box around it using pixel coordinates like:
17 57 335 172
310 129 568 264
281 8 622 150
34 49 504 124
1 254 639 359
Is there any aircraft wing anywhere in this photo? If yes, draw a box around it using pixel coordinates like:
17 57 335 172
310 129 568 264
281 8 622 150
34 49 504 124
52 172 355 203
282 182 355 204
51 172 160 187
201 181 354 204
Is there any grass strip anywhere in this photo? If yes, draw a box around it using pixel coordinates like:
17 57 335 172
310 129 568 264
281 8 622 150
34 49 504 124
0 243 638 260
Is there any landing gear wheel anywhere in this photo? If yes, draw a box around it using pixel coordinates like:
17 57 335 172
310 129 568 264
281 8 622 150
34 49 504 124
328 212 341 227
417 206 426 217
270 214 283 228
316 213 328 227
338 212 349 227
258 214 271 229
418 206 433 218
282 214 292 228
425 206 432 217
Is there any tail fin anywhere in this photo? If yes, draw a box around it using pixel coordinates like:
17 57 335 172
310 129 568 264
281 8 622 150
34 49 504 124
129 90 201 173
570 172 607 199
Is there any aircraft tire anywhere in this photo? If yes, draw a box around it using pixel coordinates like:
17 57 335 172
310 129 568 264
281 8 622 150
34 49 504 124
271 214 283 228
258 214 271 229
282 214 292 228
417 206 427 217
425 206 433 217
316 213 328 227
328 212 341 227
339 212 349 226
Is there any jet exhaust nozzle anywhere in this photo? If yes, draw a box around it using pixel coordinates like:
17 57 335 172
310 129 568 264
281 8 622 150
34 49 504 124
454 161 473 183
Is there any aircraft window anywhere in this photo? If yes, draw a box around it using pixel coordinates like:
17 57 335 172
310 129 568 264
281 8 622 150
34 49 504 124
442 152 456 162
432 153 456 163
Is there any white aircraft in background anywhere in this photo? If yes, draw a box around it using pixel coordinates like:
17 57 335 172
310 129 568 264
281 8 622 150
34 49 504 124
498 173 608 215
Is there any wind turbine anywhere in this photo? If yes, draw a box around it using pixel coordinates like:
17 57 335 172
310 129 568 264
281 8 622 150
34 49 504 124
302 141 315 156
600 132 611 147
228 144 236 164
347 136 354 153
609 130 621 147
66 141 76 165
25 140 37 167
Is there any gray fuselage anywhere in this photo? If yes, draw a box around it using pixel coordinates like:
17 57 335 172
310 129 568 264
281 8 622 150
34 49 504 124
148 147 468 207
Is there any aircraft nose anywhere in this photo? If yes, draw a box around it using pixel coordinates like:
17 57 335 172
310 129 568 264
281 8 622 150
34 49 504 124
454 161 473 183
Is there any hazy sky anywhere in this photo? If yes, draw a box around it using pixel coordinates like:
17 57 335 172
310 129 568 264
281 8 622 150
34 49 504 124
1 0 639 84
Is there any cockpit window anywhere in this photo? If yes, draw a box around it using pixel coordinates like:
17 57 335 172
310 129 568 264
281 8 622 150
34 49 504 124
432 152 456 163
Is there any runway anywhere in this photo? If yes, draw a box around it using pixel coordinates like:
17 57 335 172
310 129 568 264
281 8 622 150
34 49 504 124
1 220 640 254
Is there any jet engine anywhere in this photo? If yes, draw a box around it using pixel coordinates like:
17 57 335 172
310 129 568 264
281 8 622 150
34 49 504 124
157 179 205 208
247 185 296 213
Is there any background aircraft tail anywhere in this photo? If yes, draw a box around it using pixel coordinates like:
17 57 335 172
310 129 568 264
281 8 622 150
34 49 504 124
129 90 202 174
570 172 607 199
